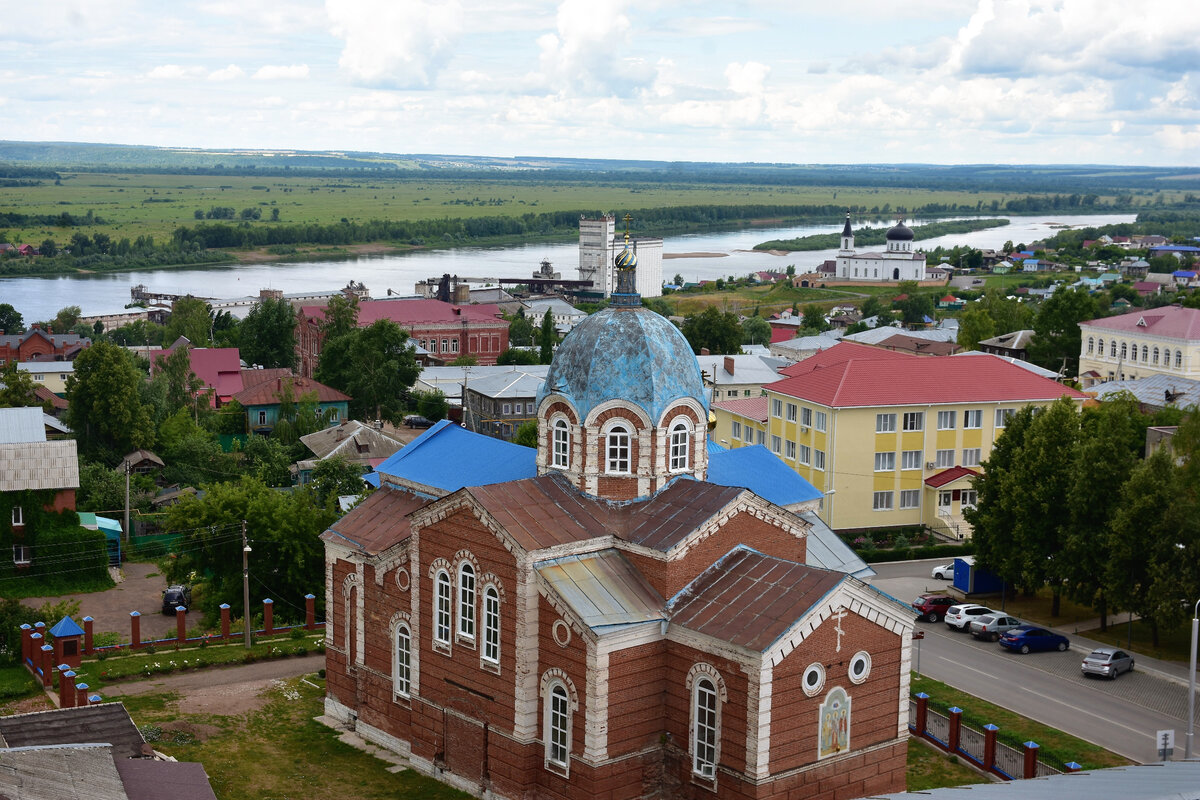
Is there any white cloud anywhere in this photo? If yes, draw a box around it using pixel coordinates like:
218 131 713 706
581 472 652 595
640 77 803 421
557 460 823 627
208 64 244 81
536 0 654 96
326 0 462 88
253 64 309 80
1156 125 1200 153
145 64 202 80
726 62 769 96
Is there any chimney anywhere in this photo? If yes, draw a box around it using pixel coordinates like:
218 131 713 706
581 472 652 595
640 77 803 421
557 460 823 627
700 347 710 356
723 356 735 376
453 306 462 315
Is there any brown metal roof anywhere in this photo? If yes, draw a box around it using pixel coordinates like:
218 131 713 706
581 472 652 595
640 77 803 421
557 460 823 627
115 760 219 800
468 474 611 551
623 480 744 552
322 487 430 554
669 547 845 652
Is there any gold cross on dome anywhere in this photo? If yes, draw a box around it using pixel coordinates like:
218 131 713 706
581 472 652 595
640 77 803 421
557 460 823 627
623 213 633 244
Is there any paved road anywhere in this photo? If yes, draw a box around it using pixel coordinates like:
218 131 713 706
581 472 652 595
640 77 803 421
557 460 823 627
869 560 1195 764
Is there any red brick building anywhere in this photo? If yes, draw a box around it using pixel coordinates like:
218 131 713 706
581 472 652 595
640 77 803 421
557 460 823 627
321 248 914 799
0 329 90 365
296 299 509 377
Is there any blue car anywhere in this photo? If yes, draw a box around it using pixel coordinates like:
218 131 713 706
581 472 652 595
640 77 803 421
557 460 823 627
998 625 1070 654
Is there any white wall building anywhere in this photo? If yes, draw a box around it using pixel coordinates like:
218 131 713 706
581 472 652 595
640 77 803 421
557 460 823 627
577 215 663 298
835 215 926 282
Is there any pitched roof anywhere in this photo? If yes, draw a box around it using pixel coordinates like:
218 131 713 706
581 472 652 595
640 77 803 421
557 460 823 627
300 420 403 462
232 375 350 406
668 546 845 652
301 298 504 327
706 446 822 507
712 396 768 422
322 486 430 555
537 549 665 632
119 449 164 470
979 329 1036 350
374 420 536 494
49 616 86 638
778 341 914 378
0 744 129 800
798 511 873 579
924 466 980 488
768 352 1085 407
0 703 146 759
240 367 292 389
1088 373 1200 409
0 439 80 492
114 760 220 800
871 333 961 356
1080 305 1200 341
0 406 49 443
155 346 244 399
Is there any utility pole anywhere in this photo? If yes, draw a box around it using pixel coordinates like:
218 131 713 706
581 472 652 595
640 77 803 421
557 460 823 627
242 520 252 650
123 461 131 544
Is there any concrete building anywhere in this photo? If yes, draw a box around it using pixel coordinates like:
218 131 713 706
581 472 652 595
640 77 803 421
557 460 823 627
577 215 662 298
1078 305 1200 387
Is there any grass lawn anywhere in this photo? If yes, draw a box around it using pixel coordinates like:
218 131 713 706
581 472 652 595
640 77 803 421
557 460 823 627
911 673 1130 771
128 676 470 800
0 664 40 701
1079 617 1196 662
978 588 1104 634
906 737 988 791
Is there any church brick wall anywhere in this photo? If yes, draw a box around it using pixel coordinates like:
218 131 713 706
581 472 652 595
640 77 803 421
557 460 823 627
662 642 750 789
605 640 668 757
769 610 902 775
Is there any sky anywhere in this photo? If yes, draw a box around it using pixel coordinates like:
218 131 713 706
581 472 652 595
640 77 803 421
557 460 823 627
1 0 1198 166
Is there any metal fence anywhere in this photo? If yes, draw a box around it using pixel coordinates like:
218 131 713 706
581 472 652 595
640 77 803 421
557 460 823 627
994 741 1024 779
1035 760 1063 778
925 709 950 745
959 724 986 765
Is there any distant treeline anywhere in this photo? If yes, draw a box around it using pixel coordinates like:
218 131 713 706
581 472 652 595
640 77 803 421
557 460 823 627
1037 209 1200 254
0 209 105 227
755 218 1010 251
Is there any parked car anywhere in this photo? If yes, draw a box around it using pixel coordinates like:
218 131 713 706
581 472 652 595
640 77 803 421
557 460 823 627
1081 647 1134 679
912 593 955 623
999 625 1070 654
945 603 995 631
404 415 435 429
969 614 1022 641
162 585 192 614
930 562 954 580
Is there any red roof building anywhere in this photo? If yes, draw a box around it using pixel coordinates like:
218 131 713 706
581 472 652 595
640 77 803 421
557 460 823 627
295 299 509 377
152 343 244 407
0 329 90 364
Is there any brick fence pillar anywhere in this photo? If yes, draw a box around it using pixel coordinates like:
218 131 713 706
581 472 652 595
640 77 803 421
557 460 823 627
262 599 273 636
220 604 231 639
130 611 142 649
20 624 32 665
58 668 76 708
88 693 102 705
1023 741 1039 779
28 632 42 674
948 707 963 753
913 692 929 736
176 607 187 643
83 617 94 655
983 724 999 772
75 682 89 708
305 594 316 630
1064 762 1082 773
40 644 54 687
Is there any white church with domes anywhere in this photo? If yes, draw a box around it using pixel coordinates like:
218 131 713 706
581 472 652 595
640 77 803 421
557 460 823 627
834 214 927 282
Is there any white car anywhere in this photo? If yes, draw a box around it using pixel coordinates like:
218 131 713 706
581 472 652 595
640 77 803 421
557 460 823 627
945 604 995 631
931 563 954 580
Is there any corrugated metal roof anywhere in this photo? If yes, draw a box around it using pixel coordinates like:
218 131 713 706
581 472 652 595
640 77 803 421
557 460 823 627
465 369 546 399
0 406 48 443
115 759 220 800
0 703 146 760
375 420 536 494
799 511 874 579
1089 373 1200 409
706 445 822 507
537 550 664 631
866 761 1200 800
0 744 130 800
0 440 80 492
323 487 430 554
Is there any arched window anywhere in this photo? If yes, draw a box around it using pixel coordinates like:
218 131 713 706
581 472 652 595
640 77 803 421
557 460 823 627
545 682 571 770
457 562 475 640
607 424 630 474
1176 350 1183 368
1141 345 1148 362
1097 338 1104 358
434 570 452 646
1087 337 1094 354
1110 340 1117 358
394 623 411 697
692 677 719 778
483 585 500 665
669 421 690 472
1120 342 1127 360
1153 347 1160 365
552 419 570 469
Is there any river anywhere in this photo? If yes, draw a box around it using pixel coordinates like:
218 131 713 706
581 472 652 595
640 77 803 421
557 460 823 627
0 214 1134 322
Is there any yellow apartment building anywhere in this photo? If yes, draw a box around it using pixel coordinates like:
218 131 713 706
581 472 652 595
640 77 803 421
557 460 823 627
750 342 1086 535
710 396 768 449
1078 304 1200 387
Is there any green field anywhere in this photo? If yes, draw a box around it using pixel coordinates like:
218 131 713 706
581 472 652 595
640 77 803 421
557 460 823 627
0 171 1056 249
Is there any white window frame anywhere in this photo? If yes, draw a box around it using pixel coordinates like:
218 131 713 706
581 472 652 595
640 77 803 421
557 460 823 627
874 451 895 471
799 444 811 465
11 506 23 527
814 449 825 470
770 435 782 454
995 408 1015 428
742 425 753 444
457 561 476 642
731 420 741 440
669 421 690 472
692 677 719 779
785 440 796 460
786 403 797 422
872 491 894 511
935 449 955 468
961 489 978 510
901 450 922 470
394 623 412 698
756 430 765 446
815 410 827 432
541 676 575 774
964 409 982 429
606 424 631 474
962 448 982 467
900 489 920 509
552 418 570 469
502 402 512 415
12 544 31 565
771 398 783 418
482 585 500 667
800 407 812 428
434 570 452 648
937 410 956 430
903 411 924 432
876 413 896 433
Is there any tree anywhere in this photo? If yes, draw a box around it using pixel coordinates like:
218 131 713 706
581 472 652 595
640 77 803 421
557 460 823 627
978 288 1034 335
894 293 935 325
163 296 213 346
539 310 557 364
802 304 828 332
859 295 886 320
150 346 206 419
956 307 996 351
0 362 43 409
77 462 151 514
240 297 297 369
320 294 360 341
66 341 155 461
681 307 742 355
497 348 539 365
508 311 536 347
450 355 478 366
513 421 538 448
416 389 449 422
236 435 293 488
157 409 238 486
672 273 684 286
741 316 771 346
39 239 57 258
309 455 367 508
0 303 23 334
51 306 82 335
316 319 420 424
1028 288 1097 377
966 406 1036 584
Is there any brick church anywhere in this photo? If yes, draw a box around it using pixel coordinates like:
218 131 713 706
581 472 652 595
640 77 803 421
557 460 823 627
321 233 915 799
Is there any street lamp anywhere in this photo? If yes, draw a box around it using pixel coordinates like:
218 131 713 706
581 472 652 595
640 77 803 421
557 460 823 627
1187 598 1198 760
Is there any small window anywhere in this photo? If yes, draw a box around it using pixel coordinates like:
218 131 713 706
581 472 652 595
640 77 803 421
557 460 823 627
798 444 811 465
1110 340 1117 357
813 449 825 470
961 490 978 510
606 425 631 474
771 398 783 418
1176 350 1183 368
546 683 571 770
900 490 920 509
394 624 412 697
786 403 797 422
13 544 31 565
874 451 895 471
329 408 339 422
995 408 1015 428
937 410 956 430
964 410 982 429
903 412 924 432
1086 337 1094 354
434 570 452 646
669 422 690 472
552 419 570 469
962 448 982 467
802 662 826 697
258 411 267 426
756 430 765 446
732 420 743 440
502 403 512 415
785 440 796 460
11 506 23 527
483 585 500 665
801 407 812 428
848 651 872 684
1097 338 1104 357
743 425 753 444
815 411 827 432
935 449 955 468
873 491 894 511
1153 347 1160 365
901 450 922 470
692 678 719 779
770 435 782 454
458 562 476 640
876 413 896 433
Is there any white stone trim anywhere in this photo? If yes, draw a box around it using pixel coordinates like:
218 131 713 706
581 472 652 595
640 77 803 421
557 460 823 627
667 624 759 670
586 399 652 429
341 570 364 668
583 638 609 762
746 660 773 780
898 633 913 737
512 559 540 741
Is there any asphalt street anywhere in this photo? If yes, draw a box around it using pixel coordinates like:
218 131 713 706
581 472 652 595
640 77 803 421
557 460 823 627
869 560 1194 765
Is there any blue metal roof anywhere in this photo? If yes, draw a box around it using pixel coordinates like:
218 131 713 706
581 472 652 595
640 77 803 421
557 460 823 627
706 445 822 506
373 420 536 494
49 616 85 638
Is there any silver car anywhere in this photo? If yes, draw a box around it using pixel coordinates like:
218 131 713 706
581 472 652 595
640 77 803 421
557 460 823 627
1081 647 1134 679
969 614 1022 641
945 604 995 631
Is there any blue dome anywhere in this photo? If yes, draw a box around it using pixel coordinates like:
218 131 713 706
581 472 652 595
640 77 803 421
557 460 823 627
537 307 707 424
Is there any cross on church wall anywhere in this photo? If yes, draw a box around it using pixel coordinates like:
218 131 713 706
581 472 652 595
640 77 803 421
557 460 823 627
832 608 848 653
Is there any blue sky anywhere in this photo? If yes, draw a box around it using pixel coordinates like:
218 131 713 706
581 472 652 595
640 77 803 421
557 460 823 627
2 0 1197 165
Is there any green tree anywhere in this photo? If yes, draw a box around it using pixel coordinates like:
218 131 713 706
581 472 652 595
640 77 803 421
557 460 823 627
0 303 23 334
150 346 206 419
894 293 935 325
39 239 58 258
966 406 1036 584
163 296 213 346
741 316 771 346
240 297 297 370
497 348 540 365
513 421 538 448
539 309 557 364
681 307 743 355
801 304 828 332
316 319 419 424
236 435 293 488
320 294 360 341
66 341 155 461
77 462 133 514
0 362 44 409
308 455 367 508
956 307 996 351
51 306 82 335
1027 288 1097 377
158 409 238 486
978 288 1034 334
416 389 449 422
508 311 536 347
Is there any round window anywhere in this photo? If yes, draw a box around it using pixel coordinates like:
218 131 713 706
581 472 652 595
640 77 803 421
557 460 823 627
802 663 826 697
849 650 871 684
